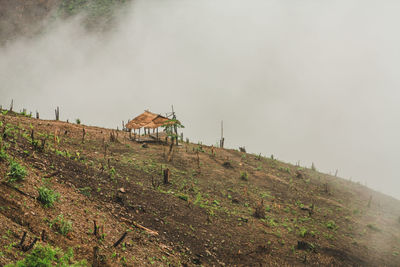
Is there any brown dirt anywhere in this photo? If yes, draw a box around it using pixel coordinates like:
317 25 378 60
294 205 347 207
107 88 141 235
0 111 400 266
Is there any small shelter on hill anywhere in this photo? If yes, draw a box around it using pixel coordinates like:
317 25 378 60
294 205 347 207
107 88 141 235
125 110 173 141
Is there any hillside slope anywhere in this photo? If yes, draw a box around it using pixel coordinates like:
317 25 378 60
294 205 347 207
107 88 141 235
0 111 400 266
0 0 127 44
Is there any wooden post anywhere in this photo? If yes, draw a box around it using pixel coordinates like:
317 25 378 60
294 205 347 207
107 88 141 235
93 220 98 237
163 168 170 184
196 151 200 169
156 127 159 140
18 231 27 247
220 120 224 148
55 106 59 121
31 129 34 144
92 246 99 267
41 230 46 241
9 99 13 112
22 238 38 252
113 232 127 247
82 128 86 144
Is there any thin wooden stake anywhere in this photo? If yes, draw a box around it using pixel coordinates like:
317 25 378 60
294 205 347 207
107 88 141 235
93 220 98 237
113 232 127 247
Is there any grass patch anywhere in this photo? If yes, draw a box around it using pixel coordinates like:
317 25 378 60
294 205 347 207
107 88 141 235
5 244 86 267
7 161 27 183
50 214 73 236
326 220 338 230
0 147 8 161
37 186 60 208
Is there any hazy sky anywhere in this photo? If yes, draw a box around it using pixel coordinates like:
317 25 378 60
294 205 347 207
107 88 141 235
1 0 400 199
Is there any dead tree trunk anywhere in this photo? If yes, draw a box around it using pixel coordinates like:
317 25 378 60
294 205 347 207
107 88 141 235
17 231 27 247
41 230 46 241
92 246 99 267
167 142 173 162
55 106 60 121
93 220 98 237
220 120 224 148
22 238 38 252
82 128 86 144
163 168 170 184
196 151 200 169
9 99 13 112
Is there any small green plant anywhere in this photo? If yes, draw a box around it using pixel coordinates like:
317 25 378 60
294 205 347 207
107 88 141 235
7 161 27 182
37 186 60 208
5 244 86 267
109 167 116 178
75 118 81 124
79 187 92 197
298 227 308 237
0 147 8 161
240 171 249 181
326 220 338 230
367 224 382 232
50 214 73 236
278 166 291 174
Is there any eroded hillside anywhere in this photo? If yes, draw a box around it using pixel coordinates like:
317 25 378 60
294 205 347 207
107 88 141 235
0 110 399 266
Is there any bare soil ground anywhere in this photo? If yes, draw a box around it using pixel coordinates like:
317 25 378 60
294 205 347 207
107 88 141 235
0 111 400 266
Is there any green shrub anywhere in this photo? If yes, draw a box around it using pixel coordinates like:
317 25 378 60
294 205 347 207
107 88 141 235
0 147 8 161
50 214 73 236
4 243 87 267
326 220 338 230
38 186 60 208
240 171 249 181
278 166 291 174
75 118 81 124
7 161 27 182
298 227 308 237
367 224 382 232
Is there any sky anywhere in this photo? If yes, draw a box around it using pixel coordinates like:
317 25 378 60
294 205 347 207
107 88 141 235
1 0 400 199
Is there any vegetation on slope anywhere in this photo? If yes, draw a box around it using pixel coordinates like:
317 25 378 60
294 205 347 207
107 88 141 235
0 110 399 266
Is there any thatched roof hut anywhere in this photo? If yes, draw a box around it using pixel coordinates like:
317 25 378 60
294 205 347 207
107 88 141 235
125 111 171 130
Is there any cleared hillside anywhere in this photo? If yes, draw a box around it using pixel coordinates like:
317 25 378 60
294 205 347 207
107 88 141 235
0 110 399 266
0 0 127 43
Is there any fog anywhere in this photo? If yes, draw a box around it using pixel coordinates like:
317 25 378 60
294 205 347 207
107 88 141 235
1 0 400 199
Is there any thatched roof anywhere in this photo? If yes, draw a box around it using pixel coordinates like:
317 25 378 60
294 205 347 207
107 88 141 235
126 111 171 130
